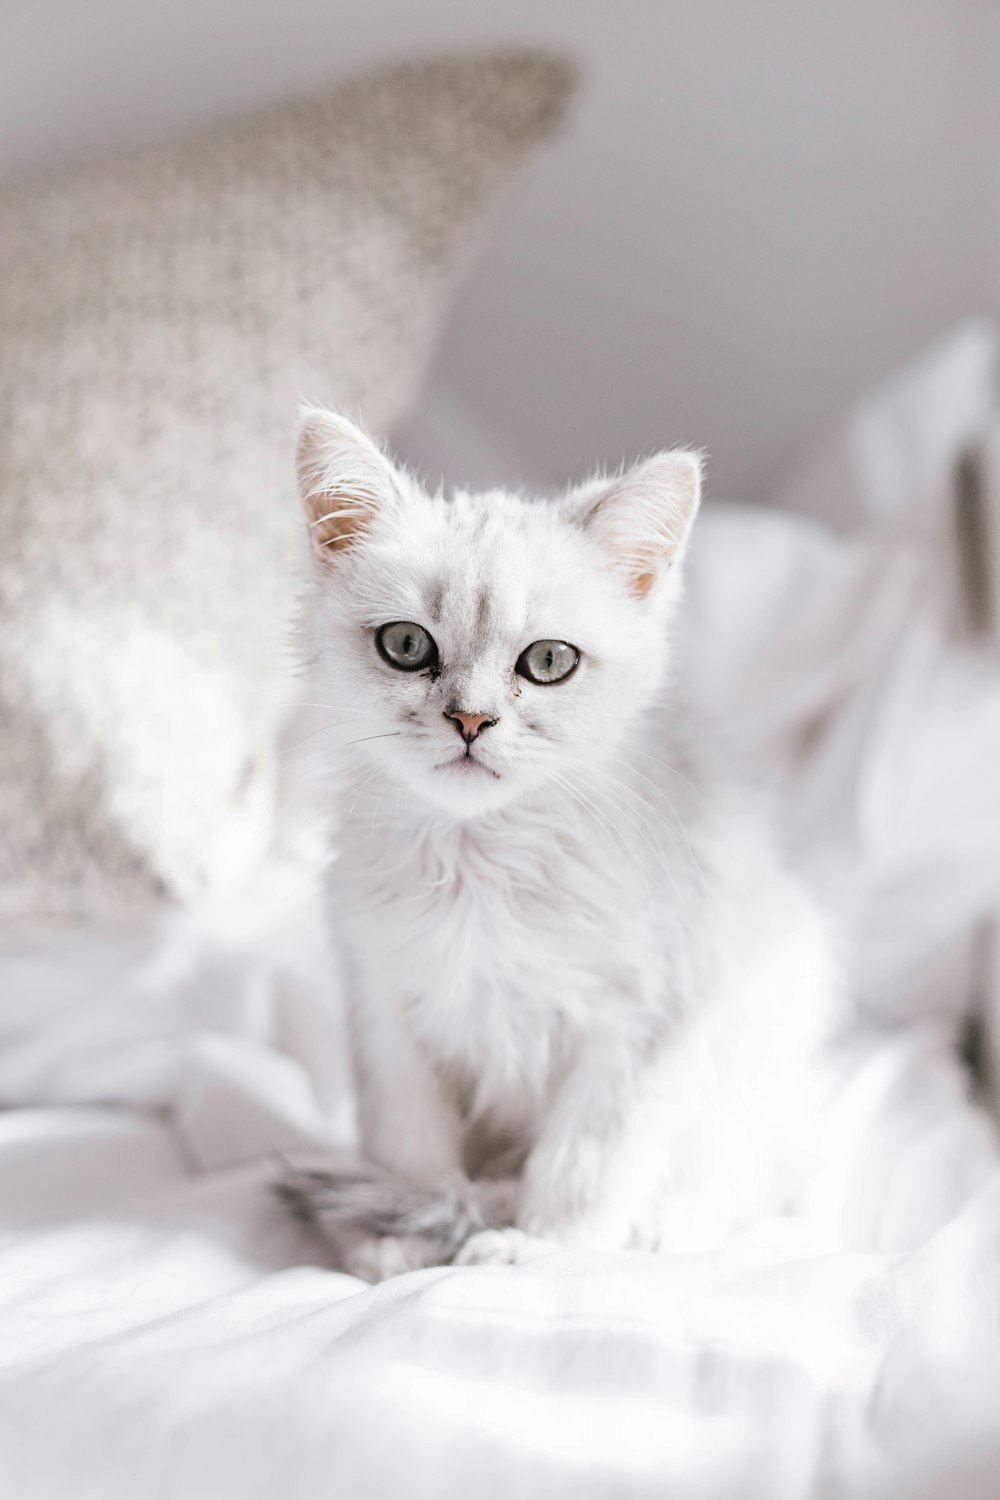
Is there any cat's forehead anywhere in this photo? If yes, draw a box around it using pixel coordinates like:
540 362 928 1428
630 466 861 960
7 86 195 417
424 493 536 616
369 487 596 634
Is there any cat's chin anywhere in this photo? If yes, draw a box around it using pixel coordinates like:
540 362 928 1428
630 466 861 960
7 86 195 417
411 755 520 819
434 752 501 783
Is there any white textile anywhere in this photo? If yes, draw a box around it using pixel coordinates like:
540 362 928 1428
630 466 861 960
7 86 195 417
0 1062 997 1499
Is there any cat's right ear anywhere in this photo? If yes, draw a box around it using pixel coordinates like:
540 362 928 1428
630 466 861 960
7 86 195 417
296 407 399 564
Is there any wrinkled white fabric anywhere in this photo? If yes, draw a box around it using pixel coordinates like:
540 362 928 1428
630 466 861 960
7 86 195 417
0 1072 997 1500
776 319 997 539
683 507 1000 1029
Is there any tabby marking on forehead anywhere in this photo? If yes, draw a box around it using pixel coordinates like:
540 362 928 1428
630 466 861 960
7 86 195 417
425 579 445 620
474 586 495 633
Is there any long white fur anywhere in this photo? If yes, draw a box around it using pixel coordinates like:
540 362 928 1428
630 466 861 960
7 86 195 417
289 408 844 1276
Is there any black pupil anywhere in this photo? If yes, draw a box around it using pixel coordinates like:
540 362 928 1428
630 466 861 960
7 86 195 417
401 633 416 657
543 648 555 671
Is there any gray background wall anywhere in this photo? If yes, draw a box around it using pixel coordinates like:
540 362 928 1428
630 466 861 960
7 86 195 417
3 0 998 498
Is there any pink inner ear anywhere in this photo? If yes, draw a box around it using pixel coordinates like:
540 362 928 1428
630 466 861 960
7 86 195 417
307 498 370 554
581 450 702 597
296 409 396 561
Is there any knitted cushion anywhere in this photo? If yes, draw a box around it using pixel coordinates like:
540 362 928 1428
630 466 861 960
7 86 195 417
0 50 574 925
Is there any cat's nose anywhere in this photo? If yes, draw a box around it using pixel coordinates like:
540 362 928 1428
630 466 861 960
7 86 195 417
446 710 498 743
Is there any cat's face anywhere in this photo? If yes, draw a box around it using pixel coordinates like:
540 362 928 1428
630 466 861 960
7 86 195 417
297 412 701 818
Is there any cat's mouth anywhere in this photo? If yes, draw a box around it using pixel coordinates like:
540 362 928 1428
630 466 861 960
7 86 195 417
435 752 501 781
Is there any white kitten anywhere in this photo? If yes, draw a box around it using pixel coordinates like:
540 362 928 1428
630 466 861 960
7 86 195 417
280 409 843 1278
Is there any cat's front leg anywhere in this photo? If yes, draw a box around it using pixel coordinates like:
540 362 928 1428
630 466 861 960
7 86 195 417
291 999 471 1280
515 1038 664 1252
355 998 465 1185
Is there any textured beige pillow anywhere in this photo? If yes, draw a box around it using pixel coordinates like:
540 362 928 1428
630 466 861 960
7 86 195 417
0 51 574 926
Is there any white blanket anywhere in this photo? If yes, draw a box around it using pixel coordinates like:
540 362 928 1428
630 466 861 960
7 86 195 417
0 1040 998 1499
3 327 1000 1497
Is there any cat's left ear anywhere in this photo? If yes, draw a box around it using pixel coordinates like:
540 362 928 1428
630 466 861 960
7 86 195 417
577 451 702 599
296 406 401 564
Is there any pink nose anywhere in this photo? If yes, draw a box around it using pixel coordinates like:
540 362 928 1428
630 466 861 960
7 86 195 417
446 710 497 743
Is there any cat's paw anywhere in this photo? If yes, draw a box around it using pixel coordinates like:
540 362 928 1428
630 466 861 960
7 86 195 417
343 1232 448 1283
275 1162 520 1268
453 1227 554 1267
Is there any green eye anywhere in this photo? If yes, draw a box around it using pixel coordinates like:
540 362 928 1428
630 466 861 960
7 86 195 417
516 639 579 685
376 621 438 672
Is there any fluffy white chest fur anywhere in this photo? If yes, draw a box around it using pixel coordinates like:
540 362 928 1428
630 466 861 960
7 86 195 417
285 407 844 1274
336 772 660 1125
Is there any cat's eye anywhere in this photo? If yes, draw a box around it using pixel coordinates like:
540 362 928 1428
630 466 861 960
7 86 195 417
516 639 580 685
376 621 438 672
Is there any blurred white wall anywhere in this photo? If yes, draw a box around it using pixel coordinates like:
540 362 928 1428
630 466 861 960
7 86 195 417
3 0 997 498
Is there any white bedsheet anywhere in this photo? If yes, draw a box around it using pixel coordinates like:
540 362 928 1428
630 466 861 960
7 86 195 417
0 1039 998 1500
4 327 1000 1498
